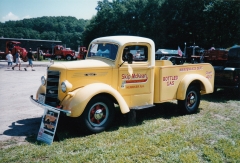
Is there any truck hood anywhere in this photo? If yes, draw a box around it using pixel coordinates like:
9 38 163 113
49 59 114 70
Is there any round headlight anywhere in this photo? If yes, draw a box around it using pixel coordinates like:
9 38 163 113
41 76 46 86
61 80 72 93
61 82 67 92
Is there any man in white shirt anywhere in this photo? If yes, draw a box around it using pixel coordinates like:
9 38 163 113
6 51 13 69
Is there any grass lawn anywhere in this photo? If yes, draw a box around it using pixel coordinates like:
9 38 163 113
0 89 239 162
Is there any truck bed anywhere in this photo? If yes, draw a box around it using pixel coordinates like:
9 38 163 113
154 61 214 103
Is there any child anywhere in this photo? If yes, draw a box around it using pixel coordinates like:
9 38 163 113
12 50 22 70
6 51 13 69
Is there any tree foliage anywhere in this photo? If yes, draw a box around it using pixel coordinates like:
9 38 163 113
82 0 240 49
0 16 89 50
0 0 239 50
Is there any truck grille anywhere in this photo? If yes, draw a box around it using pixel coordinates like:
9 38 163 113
45 70 60 106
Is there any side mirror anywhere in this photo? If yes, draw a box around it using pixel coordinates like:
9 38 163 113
127 53 133 64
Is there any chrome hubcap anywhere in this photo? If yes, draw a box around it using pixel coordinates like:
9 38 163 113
88 102 108 127
189 95 195 105
94 109 103 120
187 92 196 108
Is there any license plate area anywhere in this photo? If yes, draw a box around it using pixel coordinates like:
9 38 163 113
38 94 46 104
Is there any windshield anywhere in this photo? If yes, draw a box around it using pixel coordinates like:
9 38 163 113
87 43 118 60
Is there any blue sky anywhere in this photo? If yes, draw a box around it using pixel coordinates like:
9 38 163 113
0 0 104 22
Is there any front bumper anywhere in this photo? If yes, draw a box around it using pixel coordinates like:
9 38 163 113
30 95 71 116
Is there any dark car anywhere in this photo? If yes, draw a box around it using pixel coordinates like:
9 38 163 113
214 46 240 94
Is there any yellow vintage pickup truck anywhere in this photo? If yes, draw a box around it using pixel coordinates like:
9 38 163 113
31 36 214 133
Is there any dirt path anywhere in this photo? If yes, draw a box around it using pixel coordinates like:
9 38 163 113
0 61 48 143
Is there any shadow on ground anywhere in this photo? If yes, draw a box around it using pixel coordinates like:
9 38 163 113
38 102 197 143
4 96 220 145
202 89 240 103
9 90 232 145
2 117 42 143
3 117 42 137
3 89 238 145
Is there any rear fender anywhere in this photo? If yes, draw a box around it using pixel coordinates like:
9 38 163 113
61 83 130 117
177 74 213 100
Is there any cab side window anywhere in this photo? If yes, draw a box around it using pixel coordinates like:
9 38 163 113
123 45 148 62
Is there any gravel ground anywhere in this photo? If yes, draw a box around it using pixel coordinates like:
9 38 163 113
0 60 49 143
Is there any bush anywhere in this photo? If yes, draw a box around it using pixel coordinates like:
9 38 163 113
38 55 43 61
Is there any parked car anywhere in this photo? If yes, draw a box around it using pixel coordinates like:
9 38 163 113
214 46 240 94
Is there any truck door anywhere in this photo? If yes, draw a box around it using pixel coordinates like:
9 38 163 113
118 44 154 108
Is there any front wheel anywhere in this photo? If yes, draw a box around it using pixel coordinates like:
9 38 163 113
178 85 200 114
79 96 115 133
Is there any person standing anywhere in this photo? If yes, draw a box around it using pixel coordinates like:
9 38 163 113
135 50 141 59
24 48 35 71
12 50 22 70
6 51 13 69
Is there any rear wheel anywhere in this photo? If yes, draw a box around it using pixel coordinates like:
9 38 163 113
79 96 115 133
178 85 200 114
66 55 72 61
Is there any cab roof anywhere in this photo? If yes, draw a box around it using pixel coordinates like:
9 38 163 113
91 35 154 47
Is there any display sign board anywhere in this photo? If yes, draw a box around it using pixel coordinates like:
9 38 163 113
37 108 60 145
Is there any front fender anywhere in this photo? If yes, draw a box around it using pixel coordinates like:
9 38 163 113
36 85 46 99
61 83 130 117
177 74 214 100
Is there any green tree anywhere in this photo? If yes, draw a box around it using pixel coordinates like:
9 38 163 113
83 0 240 49
1 0 239 51
0 16 89 50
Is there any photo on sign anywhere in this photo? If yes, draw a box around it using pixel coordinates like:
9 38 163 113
43 110 58 132
44 110 58 123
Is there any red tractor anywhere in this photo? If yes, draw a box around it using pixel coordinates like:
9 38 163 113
0 41 28 62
